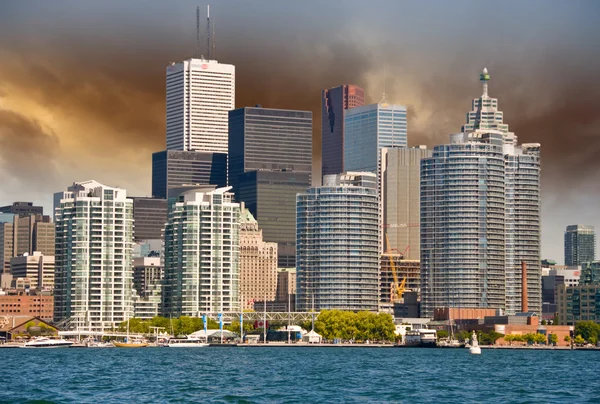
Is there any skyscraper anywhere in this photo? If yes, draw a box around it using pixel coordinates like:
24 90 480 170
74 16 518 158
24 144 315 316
344 102 407 173
229 106 312 267
564 225 596 266
54 181 134 331
166 58 235 153
296 172 380 312
420 68 541 318
152 150 228 199
131 197 168 241
321 85 365 178
0 202 44 217
162 186 241 316
239 208 278 310
381 146 432 259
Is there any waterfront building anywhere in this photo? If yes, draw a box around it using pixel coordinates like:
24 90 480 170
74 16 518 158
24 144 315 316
53 181 134 331
162 186 241 316
556 283 600 325
381 146 431 259
564 225 596 266
420 68 541 318
229 106 312 267
151 150 228 199
131 197 168 241
0 293 54 321
344 102 407 174
296 172 380 312
166 58 235 153
239 209 278 311
321 84 365 178
0 202 44 217
9 252 55 291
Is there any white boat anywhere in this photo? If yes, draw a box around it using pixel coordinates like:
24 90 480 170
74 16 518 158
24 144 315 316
166 336 209 347
470 331 482 354
404 329 437 347
22 337 74 348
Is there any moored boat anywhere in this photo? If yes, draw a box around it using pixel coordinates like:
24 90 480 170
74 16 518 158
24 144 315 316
22 337 74 348
113 340 148 348
166 336 209 348
402 329 437 347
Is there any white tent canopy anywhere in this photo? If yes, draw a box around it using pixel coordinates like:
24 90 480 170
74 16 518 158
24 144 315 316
302 330 322 343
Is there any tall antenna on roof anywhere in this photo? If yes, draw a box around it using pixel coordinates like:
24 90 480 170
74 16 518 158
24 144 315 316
212 16 216 60
196 6 201 58
206 5 211 60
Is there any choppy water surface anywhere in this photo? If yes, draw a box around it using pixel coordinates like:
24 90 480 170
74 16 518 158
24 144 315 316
1 347 599 403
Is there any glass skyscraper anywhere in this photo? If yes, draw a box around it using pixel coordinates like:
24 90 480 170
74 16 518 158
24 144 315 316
228 106 312 267
564 225 596 266
162 186 241 316
344 102 407 173
420 68 541 317
321 85 365 178
296 172 380 312
53 181 135 331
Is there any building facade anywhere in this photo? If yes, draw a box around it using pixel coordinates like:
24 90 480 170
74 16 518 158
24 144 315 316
162 187 241 316
379 255 420 306
420 68 541 318
166 58 235 153
0 202 44 217
564 225 596 266
296 172 380 312
344 102 407 173
132 257 163 319
239 209 278 310
131 197 168 241
556 283 600 325
0 294 54 321
229 106 312 267
151 150 228 199
53 181 135 331
10 252 55 291
276 268 296 304
381 146 431 259
321 84 365 178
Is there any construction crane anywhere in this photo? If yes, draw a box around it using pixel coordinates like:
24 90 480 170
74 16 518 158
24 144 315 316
384 233 407 303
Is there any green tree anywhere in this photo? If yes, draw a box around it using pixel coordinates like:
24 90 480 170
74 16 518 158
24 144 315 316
226 320 254 334
553 313 559 325
574 334 585 345
589 334 598 345
564 335 571 343
549 334 558 345
533 333 547 345
437 330 449 340
575 321 600 343
456 330 471 343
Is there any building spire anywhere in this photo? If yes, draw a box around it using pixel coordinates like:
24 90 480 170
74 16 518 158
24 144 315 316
480 67 490 97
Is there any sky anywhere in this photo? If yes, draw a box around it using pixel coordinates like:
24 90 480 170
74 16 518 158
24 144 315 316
0 0 599 263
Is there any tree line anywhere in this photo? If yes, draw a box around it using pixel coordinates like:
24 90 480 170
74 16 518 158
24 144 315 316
307 310 396 342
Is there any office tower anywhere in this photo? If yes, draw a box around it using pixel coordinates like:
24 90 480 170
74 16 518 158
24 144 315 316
276 268 296 308
239 209 278 310
131 197 168 241
321 85 365 178
54 181 134 331
0 212 54 274
162 186 241 316
132 257 163 319
10 251 55 290
166 58 235 153
344 102 407 173
564 225 596 266
420 68 541 318
0 202 43 216
152 150 228 199
229 106 312 267
296 172 380 312
381 146 432 259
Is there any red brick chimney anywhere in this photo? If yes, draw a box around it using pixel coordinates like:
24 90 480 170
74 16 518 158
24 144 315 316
521 261 528 313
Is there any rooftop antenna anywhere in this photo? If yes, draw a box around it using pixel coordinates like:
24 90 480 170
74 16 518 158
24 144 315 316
480 67 490 98
206 5 211 60
380 65 388 104
212 16 216 60
196 6 201 58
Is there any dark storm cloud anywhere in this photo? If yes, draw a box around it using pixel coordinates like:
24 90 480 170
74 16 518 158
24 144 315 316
0 109 60 183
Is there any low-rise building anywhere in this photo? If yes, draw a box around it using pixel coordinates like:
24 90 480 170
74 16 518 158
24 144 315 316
556 283 600 325
0 293 54 321
0 316 57 342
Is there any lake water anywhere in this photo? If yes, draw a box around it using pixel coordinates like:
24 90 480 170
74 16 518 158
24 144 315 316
1 347 598 403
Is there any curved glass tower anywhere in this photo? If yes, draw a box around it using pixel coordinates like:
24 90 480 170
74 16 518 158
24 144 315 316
296 172 380 312
420 69 541 317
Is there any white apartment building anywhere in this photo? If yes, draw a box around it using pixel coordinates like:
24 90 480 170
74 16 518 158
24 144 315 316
53 181 135 331
162 186 241 316
166 58 235 153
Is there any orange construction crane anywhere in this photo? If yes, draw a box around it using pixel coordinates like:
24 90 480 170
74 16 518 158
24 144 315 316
384 233 406 303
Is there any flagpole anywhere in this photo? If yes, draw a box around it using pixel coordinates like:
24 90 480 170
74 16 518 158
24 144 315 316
263 295 267 345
